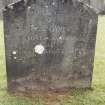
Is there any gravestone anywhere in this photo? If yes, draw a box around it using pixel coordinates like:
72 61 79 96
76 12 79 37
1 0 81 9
3 0 98 93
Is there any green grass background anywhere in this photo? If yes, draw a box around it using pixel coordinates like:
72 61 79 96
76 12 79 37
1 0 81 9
0 16 105 105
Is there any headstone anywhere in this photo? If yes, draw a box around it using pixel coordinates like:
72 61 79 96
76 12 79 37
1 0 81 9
3 0 98 93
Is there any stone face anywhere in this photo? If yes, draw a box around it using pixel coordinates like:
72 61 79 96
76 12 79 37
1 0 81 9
3 0 98 92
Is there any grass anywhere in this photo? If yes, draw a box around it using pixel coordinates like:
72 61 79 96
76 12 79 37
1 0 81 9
0 16 105 105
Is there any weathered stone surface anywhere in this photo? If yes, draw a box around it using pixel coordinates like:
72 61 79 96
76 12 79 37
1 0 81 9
2 0 105 14
2 0 19 6
90 0 105 14
3 0 98 92
0 0 3 19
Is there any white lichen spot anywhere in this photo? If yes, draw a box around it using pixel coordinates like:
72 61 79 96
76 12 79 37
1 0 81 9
28 6 31 10
12 51 17 55
14 57 17 59
52 2 56 6
34 44 45 55
45 5 48 8
59 36 62 40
